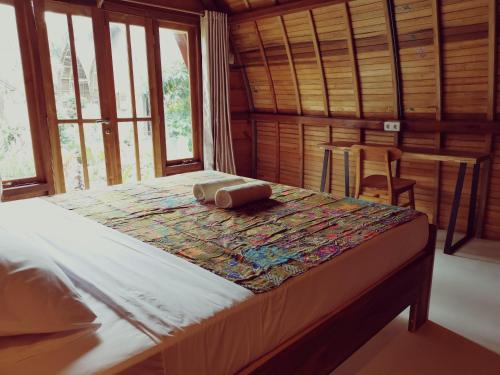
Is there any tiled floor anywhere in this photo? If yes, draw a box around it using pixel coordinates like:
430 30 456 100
332 232 500 374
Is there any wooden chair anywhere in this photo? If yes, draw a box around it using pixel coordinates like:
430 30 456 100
352 145 416 209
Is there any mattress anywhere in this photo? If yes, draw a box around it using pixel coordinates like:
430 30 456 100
0 175 429 375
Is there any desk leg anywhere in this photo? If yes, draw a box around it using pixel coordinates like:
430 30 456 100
466 163 480 237
320 150 331 193
476 158 491 238
344 151 350 197
444 162 467 254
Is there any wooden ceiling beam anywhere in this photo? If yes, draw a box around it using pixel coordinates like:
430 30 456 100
253 22 278 113
248 112 500 134
342 2 361 119
383 0 402 120
230 37 255 112
431 0 442 121
117 0 205 15
307 10 329 117
278 16 302 115
101 0 200 23
199 0 222 11
251 112 383 130
487 0 497 121
230 0 348 24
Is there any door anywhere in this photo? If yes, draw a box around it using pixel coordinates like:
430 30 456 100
36 1 161 192
37 1 109 192
105 13 160 184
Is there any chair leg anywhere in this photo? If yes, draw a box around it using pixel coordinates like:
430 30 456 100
409 188 416 209
390 194 397 206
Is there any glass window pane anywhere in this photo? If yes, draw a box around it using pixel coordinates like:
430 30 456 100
118 122 137 183
159 28 193 160
130 26 150 118
59 124 84 191
138 121 154 180
46 12 77 120
72 15 101 119
0 4 36 180
110 23 132 118
84 124 106 188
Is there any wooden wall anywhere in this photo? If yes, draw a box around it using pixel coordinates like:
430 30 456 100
227 0 500 119
225 0 500 241
230 68 253 177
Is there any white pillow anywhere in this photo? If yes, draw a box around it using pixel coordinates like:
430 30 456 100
0 228 97 336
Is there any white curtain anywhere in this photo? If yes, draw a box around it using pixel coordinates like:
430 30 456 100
201 11 236 174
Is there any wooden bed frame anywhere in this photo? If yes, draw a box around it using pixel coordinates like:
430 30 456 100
240 224 437 374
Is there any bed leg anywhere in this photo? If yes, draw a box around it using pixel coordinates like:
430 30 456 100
408 224 436 332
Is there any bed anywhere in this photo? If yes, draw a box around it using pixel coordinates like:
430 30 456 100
0 171 436 375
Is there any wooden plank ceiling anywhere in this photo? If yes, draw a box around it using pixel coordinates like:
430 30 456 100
226 0 500 241
228 0 498 121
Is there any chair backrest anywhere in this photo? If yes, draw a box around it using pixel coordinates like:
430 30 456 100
351 145 402 163
352 145 403 200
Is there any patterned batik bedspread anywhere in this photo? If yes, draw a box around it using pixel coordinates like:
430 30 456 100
45 171 423 293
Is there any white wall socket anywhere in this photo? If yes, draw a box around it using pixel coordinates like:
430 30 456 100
384 121 401 132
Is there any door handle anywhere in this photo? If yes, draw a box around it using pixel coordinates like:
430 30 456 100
96 119 111 125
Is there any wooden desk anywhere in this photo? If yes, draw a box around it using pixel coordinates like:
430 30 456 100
318 142 491 255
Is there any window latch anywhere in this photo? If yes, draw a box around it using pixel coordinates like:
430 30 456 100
96 119 111 125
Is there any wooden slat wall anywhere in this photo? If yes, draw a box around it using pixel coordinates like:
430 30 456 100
349 0 396 118
394 0 437 117
231 21 276 111
226 0 500 240
283 11 325 114
303 124 329 189
280 122 302 186
258 17 297 112
312 4 358 116
256 121 279 181
230 68 253 177
392 0 439 221
441 0 489 119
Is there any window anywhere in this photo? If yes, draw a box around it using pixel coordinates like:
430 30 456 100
0 3 36 181
1 0 201 199
159 27 195 161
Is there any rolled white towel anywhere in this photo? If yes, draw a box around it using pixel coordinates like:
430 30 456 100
193 177 246 203
215 182 272 209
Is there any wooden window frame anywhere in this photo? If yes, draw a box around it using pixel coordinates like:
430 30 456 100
0 0 53 200
157 19 203 173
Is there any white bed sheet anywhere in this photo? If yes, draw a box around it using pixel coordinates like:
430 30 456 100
0 199 251 375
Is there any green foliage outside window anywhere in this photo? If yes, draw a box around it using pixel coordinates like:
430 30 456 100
0 115 35 180
163 60 193 154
